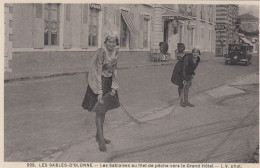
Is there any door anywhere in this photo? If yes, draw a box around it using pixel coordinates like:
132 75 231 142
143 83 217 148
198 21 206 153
168 21 179 60
163 21 169 42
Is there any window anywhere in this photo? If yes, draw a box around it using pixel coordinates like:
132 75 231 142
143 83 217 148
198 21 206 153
9 20 12 28
35 4 43 18
89 7 99 47
120 10 138 49
120 10 130 48
83 4 88 24
9 34 13 41
44 4 59 46
143 18 149 48
9 6 13 14
66 4 71 22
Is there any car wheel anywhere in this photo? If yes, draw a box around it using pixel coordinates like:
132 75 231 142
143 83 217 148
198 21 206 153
230 53 241 64
244 61 248 66
249 58 252 64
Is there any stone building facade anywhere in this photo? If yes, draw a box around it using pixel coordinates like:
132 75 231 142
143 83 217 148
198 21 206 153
4 3 216 73
215 5 239 56
4 4 13 72
153 4 216 60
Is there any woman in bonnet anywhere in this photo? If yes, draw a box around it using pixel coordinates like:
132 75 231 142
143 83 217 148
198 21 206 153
82 30 120 152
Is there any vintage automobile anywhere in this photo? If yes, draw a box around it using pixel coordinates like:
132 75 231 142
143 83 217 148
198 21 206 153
224 44 253 65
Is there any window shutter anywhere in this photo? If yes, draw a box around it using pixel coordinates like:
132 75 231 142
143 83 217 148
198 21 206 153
129 12 137 49
139 14 144 49
33 3 44 49
115 9 120 28
112 9 115 26
64 4 72 49
104 7 108 26
139 14 144 30
66 4 71 21
150 15 153 32
81 4 89 49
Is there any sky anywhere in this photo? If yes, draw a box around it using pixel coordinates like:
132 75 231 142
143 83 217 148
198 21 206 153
239 5 259 17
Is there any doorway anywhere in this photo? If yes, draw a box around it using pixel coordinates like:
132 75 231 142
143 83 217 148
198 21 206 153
163 21 170 42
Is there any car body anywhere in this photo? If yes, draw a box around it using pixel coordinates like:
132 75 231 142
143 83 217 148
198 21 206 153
224 44 253 65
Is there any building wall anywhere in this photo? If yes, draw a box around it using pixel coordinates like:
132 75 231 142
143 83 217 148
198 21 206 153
216 5 238 56
4 4 13 72
13 4 34 48
102 4 119 46
6 3 217 74
7 3 156 73
10 51 151 73
153 5 164 50
71 4 83 48
157 4 216 60
12 4 154 50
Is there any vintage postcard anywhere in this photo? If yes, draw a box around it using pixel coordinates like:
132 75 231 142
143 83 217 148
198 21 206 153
2 0 259 168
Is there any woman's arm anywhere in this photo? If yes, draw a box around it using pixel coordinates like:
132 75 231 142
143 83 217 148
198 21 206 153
88 48 105 95
193 56 200 70
111 63 119 91
95 49 105 95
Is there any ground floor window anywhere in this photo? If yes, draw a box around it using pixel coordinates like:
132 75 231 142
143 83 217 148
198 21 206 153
44 4 59 46
89 7 99 47
120 11 130 48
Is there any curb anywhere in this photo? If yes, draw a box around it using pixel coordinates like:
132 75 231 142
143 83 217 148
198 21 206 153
4 62 174 83
4 56 223 84
4 71 88 83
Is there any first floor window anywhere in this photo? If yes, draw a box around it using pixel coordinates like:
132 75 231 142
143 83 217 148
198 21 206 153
44 4 59 46
89 7 99 47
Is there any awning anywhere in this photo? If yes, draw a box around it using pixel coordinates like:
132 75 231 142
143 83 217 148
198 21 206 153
240 37 253 46
121 11 139 37
162 10 193 20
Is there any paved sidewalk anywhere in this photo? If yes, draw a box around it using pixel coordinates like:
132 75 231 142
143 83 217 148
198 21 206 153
42 72 259 162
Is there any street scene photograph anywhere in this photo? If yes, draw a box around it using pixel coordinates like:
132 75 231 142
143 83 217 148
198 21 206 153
3 2 259 164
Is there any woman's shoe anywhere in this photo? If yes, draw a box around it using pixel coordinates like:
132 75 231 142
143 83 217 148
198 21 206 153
96 135 111 144
98 141 107 152
180 102 186 107
185 102 195 107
